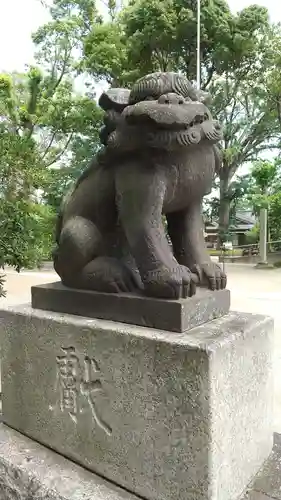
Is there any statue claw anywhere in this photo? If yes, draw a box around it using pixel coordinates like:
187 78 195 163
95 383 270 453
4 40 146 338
143 265 197 299
192 263 227 290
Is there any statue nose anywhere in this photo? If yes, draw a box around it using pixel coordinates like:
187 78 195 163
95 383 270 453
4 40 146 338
158 93 185 105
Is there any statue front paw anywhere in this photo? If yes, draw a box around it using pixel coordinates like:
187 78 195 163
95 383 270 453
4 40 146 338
143 265 197 299
192 262 227 290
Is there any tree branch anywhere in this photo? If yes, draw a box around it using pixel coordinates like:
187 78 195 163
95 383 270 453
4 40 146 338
277 100 281 133
240 112 269 151
202 64 215 90
46 43 72 99
53 46 71 92
45 132 74 167
40 130 57 161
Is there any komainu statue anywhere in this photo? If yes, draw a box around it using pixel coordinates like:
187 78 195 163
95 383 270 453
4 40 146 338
53 72 226 299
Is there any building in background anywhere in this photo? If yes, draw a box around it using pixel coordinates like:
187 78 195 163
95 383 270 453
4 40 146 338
204 211 256 248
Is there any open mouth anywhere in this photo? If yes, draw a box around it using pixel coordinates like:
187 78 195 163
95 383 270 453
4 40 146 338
124 113 210 132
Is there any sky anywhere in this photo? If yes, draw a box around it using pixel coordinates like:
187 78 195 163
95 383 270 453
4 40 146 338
0 0 280 74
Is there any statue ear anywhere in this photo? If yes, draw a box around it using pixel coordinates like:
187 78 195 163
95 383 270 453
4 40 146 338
100 109 126 146
99 88 130 112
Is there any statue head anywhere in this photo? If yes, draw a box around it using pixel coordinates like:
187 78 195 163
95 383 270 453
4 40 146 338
98 72 222 153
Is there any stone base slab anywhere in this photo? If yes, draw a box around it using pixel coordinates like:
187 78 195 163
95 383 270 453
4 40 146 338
0 423 139 500
0 423 279 500
0 305 274 500
31 281 230 332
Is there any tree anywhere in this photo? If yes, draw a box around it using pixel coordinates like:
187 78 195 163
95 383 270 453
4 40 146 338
84 0 264 84
268 192 281 244
251 160 278 197
212 74 280 244
32 0 103 206
0 0 103 270
0 71 52 269
247 159 281 244
261 24 281 137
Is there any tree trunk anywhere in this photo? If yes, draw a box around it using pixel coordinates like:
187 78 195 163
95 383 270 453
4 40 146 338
217 174 231 249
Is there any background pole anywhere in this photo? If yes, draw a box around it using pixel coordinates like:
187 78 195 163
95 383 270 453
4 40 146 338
196 0 201 90
259 208 268 264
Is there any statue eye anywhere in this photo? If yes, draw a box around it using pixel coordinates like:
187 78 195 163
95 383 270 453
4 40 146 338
145 96 155 101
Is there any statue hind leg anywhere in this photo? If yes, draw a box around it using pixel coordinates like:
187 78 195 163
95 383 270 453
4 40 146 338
54 215 103 284
54 215 140 293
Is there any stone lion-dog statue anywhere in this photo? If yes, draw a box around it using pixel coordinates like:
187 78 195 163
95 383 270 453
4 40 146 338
53 72 226 299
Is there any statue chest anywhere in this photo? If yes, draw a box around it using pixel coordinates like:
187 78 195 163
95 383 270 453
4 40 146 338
163 145 215 212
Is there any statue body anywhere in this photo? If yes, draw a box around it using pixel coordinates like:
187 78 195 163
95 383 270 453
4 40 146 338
54 72 226 299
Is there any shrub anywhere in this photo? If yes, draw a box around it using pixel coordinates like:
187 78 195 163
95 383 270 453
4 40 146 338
0 200 56 271
273 261 281 268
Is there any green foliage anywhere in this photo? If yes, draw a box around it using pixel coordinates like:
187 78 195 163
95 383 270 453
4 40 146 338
0 273 6 298
84 22 131 84
31 0 103 194
245 224 259 245
268 192 281 242
251 160 278 195
258 24 281 134
203 196 220 221
243 159 281 242
42 165 81 212
0 201 56 270
248 160 280 212
84 0 270 86
0 0 103 270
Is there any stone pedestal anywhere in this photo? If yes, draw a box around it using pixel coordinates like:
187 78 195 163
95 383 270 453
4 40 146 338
0 304 273 500
31 281 230 332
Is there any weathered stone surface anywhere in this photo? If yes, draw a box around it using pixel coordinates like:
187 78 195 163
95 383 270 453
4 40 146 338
0 423 140 500
0 423 278 500
0 305 273 500
31 281 230 332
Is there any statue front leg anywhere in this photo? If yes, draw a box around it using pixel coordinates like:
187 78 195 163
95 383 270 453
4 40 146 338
167 203 227 290
115 161 196 299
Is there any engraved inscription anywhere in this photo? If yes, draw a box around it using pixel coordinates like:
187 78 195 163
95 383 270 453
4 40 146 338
56 347 79 423
80 356 112 435
56 347 112 435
